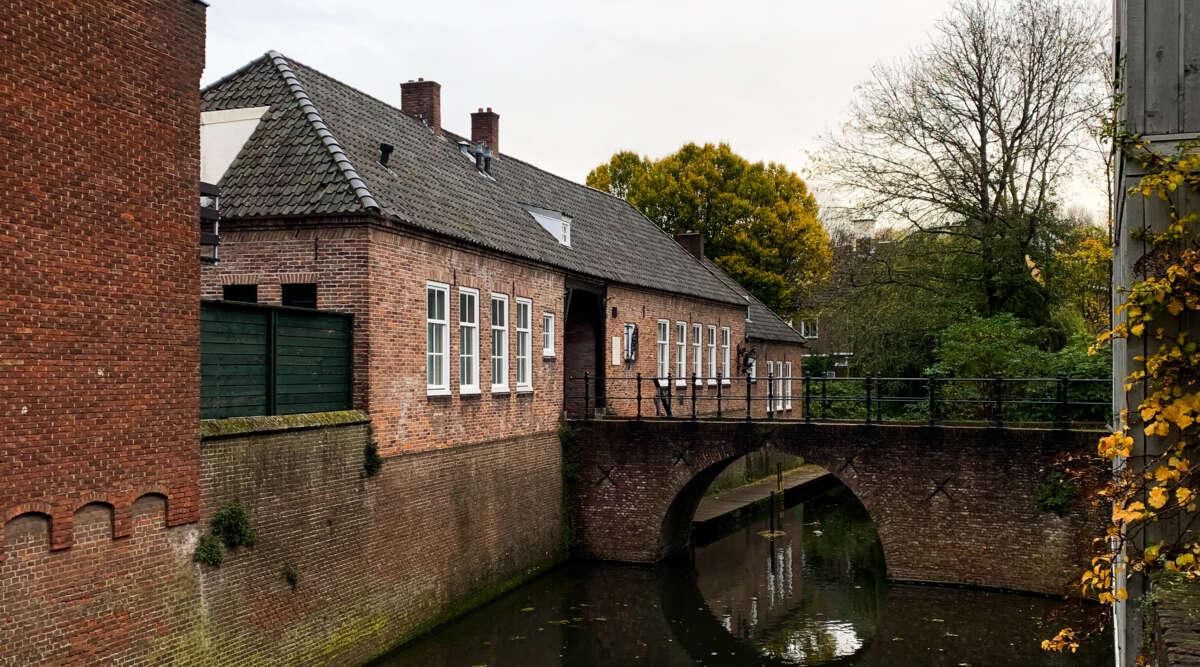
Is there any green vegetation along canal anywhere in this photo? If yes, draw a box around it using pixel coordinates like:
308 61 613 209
378 483 1109 666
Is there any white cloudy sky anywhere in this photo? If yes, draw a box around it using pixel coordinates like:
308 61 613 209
202 0 1109 217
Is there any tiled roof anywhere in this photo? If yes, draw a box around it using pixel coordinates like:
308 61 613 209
201 52 745 307
695 256 807 345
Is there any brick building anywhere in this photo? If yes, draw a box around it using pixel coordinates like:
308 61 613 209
198 52 807 439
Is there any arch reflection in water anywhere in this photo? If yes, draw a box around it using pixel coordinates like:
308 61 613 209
377 482 1109 666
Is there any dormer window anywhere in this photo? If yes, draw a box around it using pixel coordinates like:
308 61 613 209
526 207 572 247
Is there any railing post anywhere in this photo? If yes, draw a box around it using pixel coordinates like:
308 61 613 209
583 371 591 420
636 372 643 420
991 376 1003 427
927 375 938 427
804 375 812 424
746 373 752 422
864 375 873 425
1054 374 1068 429
690 373 697 421
716 373 723 419
767 371 775 420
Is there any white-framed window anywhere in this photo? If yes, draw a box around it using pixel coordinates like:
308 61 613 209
775 361 785 412
784 361 793 410
622 323 638 363
656 320 670 380
720 327 731 383
426 282 450 395
675 321 687 385
458 288 479 394
527 207 573 247
692 323 702 383
749 357 757 383
542 312 555 357
706 326 717 384
800 318 819 339
515 298 532 391
490 293 509 392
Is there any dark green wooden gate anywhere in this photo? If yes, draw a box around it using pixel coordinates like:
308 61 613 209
201 301 353 419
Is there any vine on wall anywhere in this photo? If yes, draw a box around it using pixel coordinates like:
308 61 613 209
1044 135 1200 656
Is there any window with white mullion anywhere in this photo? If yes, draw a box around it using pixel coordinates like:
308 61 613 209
784 361 793 410
656 320 670 381
720 327 731 383
775 361 785 411
706 326 716 384
426 282 450 395
692 323 702 383
675 321 686 384
515 298 532 391
490 294 509 392
542 312 555 357
458 288 479 394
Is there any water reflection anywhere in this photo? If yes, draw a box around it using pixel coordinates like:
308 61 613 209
377 484 1108 666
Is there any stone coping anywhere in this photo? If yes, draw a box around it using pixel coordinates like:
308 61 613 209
201 410 370 439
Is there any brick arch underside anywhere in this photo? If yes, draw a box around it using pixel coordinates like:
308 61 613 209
574 420 1103 595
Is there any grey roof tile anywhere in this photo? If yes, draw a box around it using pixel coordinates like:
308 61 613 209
201 52 745 306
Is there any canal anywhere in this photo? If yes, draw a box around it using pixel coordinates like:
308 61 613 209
379 481 1109 666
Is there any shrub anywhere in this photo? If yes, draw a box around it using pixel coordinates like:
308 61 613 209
193 534 224 567
1035 471 1077 517
211 500 256 549
363 440 383 477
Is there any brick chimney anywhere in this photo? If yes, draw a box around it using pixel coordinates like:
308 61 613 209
471 107 500 156
674 232 705 259
401 78 441 135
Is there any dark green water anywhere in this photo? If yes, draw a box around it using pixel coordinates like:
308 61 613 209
378 485 1110 666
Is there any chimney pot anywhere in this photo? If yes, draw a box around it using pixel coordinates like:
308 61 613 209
471 107 500 157
401 79 441 135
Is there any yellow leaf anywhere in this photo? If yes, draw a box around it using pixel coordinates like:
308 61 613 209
1131 323 1146 337
1149 486 1169 509
1179 488 1194 507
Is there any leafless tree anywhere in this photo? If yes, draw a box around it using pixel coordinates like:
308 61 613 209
815 0 1109 316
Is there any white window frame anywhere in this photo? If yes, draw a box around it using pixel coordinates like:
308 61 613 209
692 323 702 384
542 312 556 358
706 325 717 385
490 293 509 393
675 321 687 385
458 288 479 395
426 281 450 396
749 357 757 384
656 320 670 380
800 318 819 339
775 361 785 412
515 298 533 392
622 323 638 363
720 327 731 384
784 361 793 410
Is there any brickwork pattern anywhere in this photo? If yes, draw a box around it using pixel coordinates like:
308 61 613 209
197 419 564 665
573 420 1104 595
0 0 206 551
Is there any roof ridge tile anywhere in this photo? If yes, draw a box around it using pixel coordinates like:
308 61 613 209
266 50 380 213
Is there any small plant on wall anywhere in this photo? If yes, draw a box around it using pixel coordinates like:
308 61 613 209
193 534 224 567
211 500 256 549
1035 470 1077 517
364 440 383 477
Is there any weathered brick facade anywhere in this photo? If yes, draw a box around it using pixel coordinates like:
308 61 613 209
0 0 205 545
572 420 1105 595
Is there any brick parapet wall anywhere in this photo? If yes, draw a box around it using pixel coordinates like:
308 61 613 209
573 420 1104 595
0 0 207 553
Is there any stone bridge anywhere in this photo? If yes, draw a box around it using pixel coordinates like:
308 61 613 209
569 419 1104 595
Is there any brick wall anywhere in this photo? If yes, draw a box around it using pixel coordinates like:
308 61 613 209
573 420 1104 595
196 415 564 665
0 0 206 548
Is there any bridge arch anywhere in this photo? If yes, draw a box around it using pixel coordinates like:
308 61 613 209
571 419 1103 595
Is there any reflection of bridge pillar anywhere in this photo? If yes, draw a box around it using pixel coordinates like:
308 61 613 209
572 419 1105 595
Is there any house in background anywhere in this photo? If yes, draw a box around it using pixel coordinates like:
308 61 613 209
198 51 807 451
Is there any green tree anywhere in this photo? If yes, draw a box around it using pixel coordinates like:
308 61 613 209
587 143 831 320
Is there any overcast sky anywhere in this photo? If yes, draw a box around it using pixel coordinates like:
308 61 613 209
202 0 1108 216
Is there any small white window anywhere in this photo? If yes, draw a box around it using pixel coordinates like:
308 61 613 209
720 327 731 384
623 323 638 362
775 361 785 411
527 207 573 247
692 323 702 383
459 288 479 394
542 312 555 357
426 282 450 395
491 294 509 392
516 298 532 391
749 357 757 384
800 318 819 339
706 325 717 384
656 320 670 380
784 361 793 410
675 321 687 385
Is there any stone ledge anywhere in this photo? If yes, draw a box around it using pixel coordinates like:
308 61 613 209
201 410 370 440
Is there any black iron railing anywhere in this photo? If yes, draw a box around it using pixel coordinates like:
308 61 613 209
566 373 1110 428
